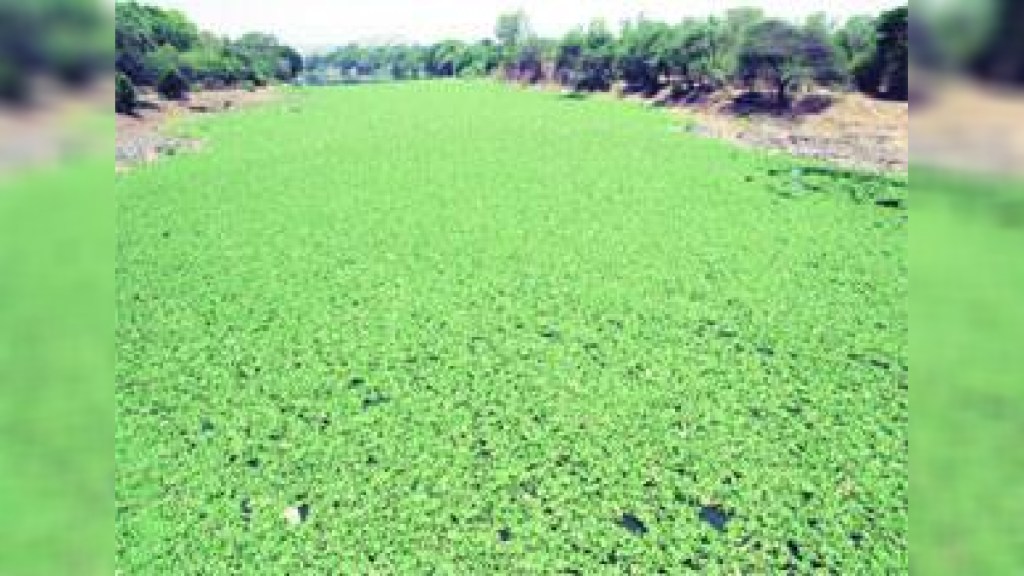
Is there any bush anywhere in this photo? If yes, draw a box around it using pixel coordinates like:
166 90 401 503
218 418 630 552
0 60 29 104
115 72 137 114
156 67 188 100
852 55 882 95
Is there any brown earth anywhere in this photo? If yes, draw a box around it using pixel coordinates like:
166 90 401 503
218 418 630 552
674 89 908 173
0 81 111 178
115 87 281 171
910 79 1024 178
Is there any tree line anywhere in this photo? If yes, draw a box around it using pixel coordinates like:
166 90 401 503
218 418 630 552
0 0 111 105
304 7 909 106
115 1 303 113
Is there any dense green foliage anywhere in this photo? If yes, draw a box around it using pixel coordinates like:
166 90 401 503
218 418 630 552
912 171 1024 575
556 21 617 91
307 40 504 85
853 7 909 100
303 6 909 104
0 0 111 104
614 18 674 95
912 0 1016 86
734 19 843 105
156 67 188 100
117 82 907 573
966 0 1024 84
1 153 113 576
114 1 302 101
116 72 137 114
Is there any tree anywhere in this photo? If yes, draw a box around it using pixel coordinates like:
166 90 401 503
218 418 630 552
719 7 766 79
279 46 303 80
556 20 616 91
0 60 29 104
142 44 181 84
495 10 537 79
495 10 530 57
329 44 365 77
383 45 421 79
116 1 301 93
616 18 673 95
803 12 847 86
428 40 467 77
664 18 721 94
874 7 908 99
231 32 283 81
512 35 551 83
289 4 909 97
736 19 837 107
156 66 188 99
116 1 157 84
968 0 1023 84
463 39 501 76
556 28 585 86
804 13 831 44
179 34 245 88
116 72 137 114
854 7 908 99
148 6 199 51
834 15 876 69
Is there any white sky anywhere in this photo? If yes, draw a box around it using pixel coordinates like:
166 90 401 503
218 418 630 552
144 0 906 53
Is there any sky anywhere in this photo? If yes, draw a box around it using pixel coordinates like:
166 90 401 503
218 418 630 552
145 0 907 53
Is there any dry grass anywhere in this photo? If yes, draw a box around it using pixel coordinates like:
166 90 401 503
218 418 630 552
912 79 1024 177
115 87 281 171
675 89 908 173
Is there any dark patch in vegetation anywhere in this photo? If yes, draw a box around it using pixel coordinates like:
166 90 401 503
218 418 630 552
156 68 188 100
116 73 138 115
618 513 648 536
362 391 391 410
767 165 907 204
698 505 731 531
560 91 590 100
787 539 803 560
792 94 835 115
875 198 905 209
540 326 561 340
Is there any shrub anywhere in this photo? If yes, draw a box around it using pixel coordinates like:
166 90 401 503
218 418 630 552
852 54 882 95
156 67 188 100
115 72 137 114
0 60 29 104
